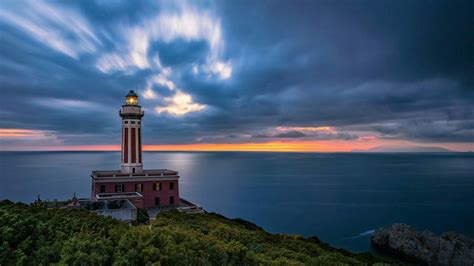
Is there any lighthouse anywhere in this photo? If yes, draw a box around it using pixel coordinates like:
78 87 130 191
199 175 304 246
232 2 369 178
120 90 144 174
90 90 188 209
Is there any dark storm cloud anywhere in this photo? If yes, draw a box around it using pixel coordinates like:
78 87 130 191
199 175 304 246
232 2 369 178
274 131 306 138
252 131 307 139
252 130 359 140
365 120 474 143
0 0 473 147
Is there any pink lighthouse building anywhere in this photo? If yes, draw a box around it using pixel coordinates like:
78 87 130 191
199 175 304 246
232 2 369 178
91 90 180 209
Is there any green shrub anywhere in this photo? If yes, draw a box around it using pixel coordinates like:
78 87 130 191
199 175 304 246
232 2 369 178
0 200 385 265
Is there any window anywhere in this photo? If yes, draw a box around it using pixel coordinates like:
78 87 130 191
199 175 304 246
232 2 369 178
135 183 143 192
138 121 141 124
169 182 174 190
153 182 161 191
131 121 135 124
99 185 106 193
124 121 128 124
155 197 160 206
115 184 125 193
132 168 135 174
169 196 175 205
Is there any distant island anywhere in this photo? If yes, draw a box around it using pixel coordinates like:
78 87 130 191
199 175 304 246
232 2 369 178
0 200 384 265
352 145 453 153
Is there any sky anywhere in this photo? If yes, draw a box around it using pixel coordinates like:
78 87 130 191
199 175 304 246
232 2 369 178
0 0 473 152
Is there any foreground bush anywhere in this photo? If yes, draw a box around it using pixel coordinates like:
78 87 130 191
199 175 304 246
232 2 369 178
0 200 383 265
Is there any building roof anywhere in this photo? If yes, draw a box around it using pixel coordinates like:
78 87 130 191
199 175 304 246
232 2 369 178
92 169 179 179
126 90 138 97
95 192 143 200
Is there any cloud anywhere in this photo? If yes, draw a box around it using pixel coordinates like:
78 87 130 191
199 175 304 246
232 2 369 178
274 130 306 138
0 128 62 150
252 126 359 140
139 60 207 116
96 28 151 73
205 61 232 80
147 6 222 51
95 2 231 80
96 53 133 73
0 0 473 150
155 91 206 115
32 97 104 112
277 126 336 134
143 88 158 100
0 0 100 58
366 120 474 143
0 128 52 138
129 28 150 69
93 2 222 120
145 68 176 92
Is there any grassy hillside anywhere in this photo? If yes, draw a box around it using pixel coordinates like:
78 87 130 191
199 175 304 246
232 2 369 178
0 200 384 265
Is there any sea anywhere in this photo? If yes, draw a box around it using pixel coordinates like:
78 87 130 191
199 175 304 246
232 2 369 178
1 151 473 252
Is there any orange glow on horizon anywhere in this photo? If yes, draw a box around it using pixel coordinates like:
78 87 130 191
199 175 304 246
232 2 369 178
142 141 361 152
0 129 38 137
1 128 471 152
2 141 360 152
5 140 470 152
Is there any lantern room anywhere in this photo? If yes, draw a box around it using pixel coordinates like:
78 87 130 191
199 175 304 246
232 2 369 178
125 90 138 106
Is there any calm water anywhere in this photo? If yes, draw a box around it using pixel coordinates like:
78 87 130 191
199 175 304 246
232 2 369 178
1 151 473 252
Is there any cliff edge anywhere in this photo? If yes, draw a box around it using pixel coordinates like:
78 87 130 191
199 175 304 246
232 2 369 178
372 223 474 265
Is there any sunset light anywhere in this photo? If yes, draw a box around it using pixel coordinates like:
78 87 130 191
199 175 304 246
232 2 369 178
1 1 473 264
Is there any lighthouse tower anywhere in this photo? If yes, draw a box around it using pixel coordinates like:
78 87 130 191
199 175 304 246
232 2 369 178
120 90 144 174
91 90 194 210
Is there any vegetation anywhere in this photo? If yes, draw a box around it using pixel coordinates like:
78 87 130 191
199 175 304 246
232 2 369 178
0 200 385 265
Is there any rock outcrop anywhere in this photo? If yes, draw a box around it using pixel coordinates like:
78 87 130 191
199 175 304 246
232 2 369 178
371 223 474 265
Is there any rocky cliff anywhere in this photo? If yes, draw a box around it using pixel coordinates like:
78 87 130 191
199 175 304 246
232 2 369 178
372 223 474 265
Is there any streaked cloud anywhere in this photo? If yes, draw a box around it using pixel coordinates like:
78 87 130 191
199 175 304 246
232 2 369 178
32 98 104 112
0 128 62 150
95 2 231 80
0 129 50 137
145 68 176 92
0 0 100 58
